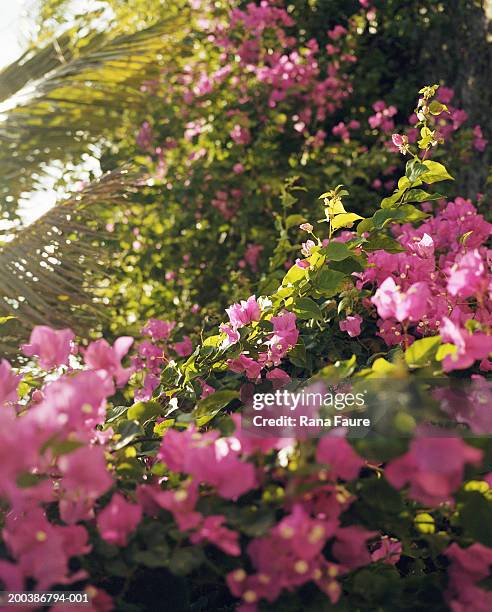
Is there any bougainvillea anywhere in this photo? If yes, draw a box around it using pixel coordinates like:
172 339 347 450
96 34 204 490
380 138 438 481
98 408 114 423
1 84 491 610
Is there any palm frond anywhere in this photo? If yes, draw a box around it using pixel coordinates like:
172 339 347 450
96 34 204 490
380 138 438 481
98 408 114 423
0 167 140 357
0 9 190 220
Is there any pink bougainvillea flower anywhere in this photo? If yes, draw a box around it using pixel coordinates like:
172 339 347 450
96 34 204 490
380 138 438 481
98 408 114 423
264 311 299 365
141 318 175 340
220 323 241 345
410 233 435 258
327 25 347 40
332 525 378 569
84 337 134 386
57 446 112 524
190 515 241 556
199 379 215 398
244 244 263 272
371 277 430 322
230 124 251 145
158 428 257 500
228 354 262 380
22 326 75 370
97 493 142 546
173 335 193 357
385 433 482 505
391 133 410 154
473 125 488 152
445 542 492 611
0 559 24 591
229 414 294 456
265 368 291 388
273 504 337 561
301 240 316 257
446 542 492 583
226 296 261 329
371 536 402 565
138 481 202 531
440 318 492 371
295 258 310 269
269 312 299 349
32 369 114 436
0 359 21 406
3 508 89 590
339 314 362 337
233 504 343 607
446 249 486 298
316 437 364 481
136 121 153 151
84 587 113 612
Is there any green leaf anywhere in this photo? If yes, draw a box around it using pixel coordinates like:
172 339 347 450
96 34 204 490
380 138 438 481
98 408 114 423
292 297 323 320
380 191 404 209
49 439 86 457
329 257 364 274
280 191 297 208
203 334 222 348
282 262 308 286
404 336 442 368
127 400 162 424
421 160 454 183
403 189 444 203
317 354 357 379
192 389 239 427
134 548 170 568
232 507 276 537
17 472 46 488
363 235 406 253
170 547 205 576
285 214 306 229
369 358 397 376
320 241 351 261
429 100 448 115
288 340 307 367
331 212 364 230
0 315 15 325
415 513 435 534
405 159 429 183
357 217 375 235
314 268 346 297
113 420 143 451
459 492 492 546
435 343 457 362
372 205 428 230
106 405 128 423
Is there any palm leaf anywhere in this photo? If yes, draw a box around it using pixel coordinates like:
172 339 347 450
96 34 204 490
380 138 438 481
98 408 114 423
0 167 140 357
0 8 191 221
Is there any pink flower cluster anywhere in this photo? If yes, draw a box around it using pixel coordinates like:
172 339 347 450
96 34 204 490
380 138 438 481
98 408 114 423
224 437 376 610
211 188 242 219
133 318 197 400
332 119 360 143
187 0 355 140
0 325 137 600
158 426 257 499
226 308 299 381
368 100 398 133
385 432 482 505
445 542 492 611
358 197 492 370
401 87 487 153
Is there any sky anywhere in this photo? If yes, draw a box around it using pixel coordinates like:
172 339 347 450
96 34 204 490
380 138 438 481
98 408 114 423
0 0 34 69
0 0 72 228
